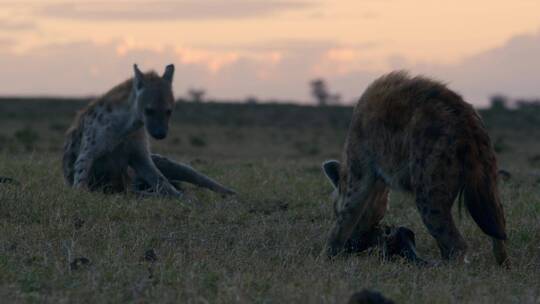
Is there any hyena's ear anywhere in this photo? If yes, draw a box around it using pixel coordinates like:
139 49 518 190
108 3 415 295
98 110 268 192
162 64 175 84
133 64 144 91
322 160 340 189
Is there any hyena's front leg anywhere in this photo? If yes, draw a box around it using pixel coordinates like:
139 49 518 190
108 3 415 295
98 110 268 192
151 154 236 195
128 146 182 198
345 179 389 252
325 173 378 258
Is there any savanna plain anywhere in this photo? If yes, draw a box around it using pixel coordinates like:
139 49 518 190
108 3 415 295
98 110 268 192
0 99 539 303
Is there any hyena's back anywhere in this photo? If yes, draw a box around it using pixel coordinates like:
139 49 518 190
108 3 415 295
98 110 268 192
349 71 506 240
62 77 134 190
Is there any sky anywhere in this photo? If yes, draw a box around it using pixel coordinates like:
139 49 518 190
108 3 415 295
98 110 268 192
1 0 539 106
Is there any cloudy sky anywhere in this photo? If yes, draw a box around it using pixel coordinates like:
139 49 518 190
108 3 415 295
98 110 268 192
1 0 539 106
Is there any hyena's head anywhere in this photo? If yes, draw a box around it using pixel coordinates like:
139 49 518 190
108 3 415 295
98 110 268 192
322 160 343 215
133 64 175 140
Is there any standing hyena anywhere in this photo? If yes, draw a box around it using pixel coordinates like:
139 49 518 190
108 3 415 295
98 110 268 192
321 71 509 265
63 64 235 197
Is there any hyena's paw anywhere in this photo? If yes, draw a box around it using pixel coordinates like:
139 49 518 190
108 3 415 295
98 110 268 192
215 186 237 199
73 181 90 191
165 188 185 200
221 187 237 196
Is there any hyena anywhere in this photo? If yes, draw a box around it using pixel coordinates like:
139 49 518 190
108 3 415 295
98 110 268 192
63 64 235 197
322 71 509 265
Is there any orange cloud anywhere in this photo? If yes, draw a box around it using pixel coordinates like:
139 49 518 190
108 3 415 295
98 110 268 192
0 31 539 106
37 1 315 21
175 47 240 73
115 39 164 56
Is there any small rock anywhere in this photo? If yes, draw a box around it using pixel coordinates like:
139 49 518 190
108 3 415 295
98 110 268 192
24 256 43 266
528 155 540 164
73 217 85 230
498 169 511 181
348 289 395 304
70 257 91 270
278 202 289 211
382 226 427 266
144 249 158 263
0 177 20 185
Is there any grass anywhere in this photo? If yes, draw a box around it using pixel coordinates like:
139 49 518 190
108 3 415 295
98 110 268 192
0 99 539 303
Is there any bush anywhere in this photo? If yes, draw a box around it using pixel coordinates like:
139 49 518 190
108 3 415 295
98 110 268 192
14 127 40 151
189 135 207 147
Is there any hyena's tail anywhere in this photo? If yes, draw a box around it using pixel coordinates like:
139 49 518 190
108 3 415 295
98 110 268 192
461 114 507 241
460 111 510 266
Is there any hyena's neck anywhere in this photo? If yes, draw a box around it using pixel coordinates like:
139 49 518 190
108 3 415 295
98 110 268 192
122 88 144 134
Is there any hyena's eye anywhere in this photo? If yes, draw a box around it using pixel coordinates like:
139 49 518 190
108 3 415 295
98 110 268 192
145 108 156 116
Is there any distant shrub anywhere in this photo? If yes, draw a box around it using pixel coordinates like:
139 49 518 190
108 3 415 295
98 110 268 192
245 96 258 104
294 140 320 156
0 134 10 151
490 95 508 111
493 136 510 154
187 89 206 103
49 122 68 132
516 99 540 110
189 135 207 147
529 155 540 167
171 136 182 146
14 127 40 151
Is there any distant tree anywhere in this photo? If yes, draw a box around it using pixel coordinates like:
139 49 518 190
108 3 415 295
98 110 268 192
490 95 508 111
310 79 342 106
188 89 206 103
245 96 258 104
310 79 330 106
516 98 540 110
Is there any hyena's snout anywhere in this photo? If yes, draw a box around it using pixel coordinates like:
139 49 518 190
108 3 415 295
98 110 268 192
149 126 168 140
154 132 166 140
146 118 169 140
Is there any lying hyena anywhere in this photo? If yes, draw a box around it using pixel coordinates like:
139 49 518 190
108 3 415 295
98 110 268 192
63 64 235 197
322 71 509 266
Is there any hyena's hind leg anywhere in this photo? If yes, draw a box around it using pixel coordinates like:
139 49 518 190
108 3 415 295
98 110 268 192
150 154 236 195
415 190 467 261
413 158 468 262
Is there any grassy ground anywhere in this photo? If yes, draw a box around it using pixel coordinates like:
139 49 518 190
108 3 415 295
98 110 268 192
0 99 539 303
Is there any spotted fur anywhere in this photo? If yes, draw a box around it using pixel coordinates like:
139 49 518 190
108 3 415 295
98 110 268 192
322 71 509 266
63 64 236 197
